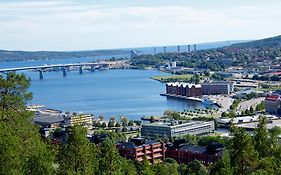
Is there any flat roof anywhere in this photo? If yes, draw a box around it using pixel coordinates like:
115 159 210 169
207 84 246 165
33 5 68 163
236 119 281 130
143 121 213 129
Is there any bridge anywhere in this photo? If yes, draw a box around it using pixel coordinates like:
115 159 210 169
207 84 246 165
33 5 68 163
0 62 109 79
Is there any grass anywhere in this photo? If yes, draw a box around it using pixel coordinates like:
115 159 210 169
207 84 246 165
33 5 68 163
151 74 193 82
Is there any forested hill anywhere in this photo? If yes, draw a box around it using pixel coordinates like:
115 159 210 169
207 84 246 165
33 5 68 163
0 49 130 62
230 35 281 49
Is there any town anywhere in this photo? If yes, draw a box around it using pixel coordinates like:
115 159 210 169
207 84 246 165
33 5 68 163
1 0 281 174
10 35 279 175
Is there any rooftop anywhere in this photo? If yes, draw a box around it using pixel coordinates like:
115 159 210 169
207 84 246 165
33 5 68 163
265 94 280 101
167 82 201 88
143 120 213 129
117 138 160 148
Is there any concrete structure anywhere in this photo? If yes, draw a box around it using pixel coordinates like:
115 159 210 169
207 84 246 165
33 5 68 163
0 62 108 79
265 94 281 114
166 82 202 97
141 120 215 138
201 82 232 95
166 142 223 165
117 138 166 164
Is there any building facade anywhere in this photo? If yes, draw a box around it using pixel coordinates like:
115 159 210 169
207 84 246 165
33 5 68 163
64 114 93 127
201 82 232 95
265 94 281 114
117 138 166 164
166 82 202 97
166 81 232 97
166 142 223 165
141 121 215 138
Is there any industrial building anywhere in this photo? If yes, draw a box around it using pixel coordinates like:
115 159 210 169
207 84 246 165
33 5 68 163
165 81 232 97
141 120 215 138
166 82 202 97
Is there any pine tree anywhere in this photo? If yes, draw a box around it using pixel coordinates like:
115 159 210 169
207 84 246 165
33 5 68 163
98 139 123 175
230 127 258 175
0 72 55 174
58 126 95 174
253 115 270 158
210 150 233 175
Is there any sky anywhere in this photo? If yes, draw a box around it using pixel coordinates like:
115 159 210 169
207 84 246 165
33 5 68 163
0 0 281 51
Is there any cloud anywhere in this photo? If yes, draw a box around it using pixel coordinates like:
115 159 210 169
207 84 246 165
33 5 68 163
0 0 280 50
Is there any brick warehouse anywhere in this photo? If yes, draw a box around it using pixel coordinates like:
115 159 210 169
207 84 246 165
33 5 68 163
166 82 202 97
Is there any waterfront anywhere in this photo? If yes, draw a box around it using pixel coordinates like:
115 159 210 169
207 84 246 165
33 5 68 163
18 69 207 120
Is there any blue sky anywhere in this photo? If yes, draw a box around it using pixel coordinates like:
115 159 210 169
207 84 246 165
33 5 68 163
0 0 280 51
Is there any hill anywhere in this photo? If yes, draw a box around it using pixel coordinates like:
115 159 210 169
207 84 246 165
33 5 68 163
230 35 281 49
0 49 130 62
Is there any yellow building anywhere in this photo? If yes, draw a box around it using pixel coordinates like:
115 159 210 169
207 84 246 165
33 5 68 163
65 114 93 127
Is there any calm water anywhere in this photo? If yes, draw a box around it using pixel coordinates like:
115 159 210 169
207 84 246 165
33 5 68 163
1 54 208 120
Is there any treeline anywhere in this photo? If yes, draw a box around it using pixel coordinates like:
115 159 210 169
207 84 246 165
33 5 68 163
2 73 281 175
131 35 281 70
0 49 129 62
252 74 280 81
230 35 281 49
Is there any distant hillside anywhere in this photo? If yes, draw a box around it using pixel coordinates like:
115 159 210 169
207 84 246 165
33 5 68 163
126 40 248 55
230 35 281 49
0 49 130 62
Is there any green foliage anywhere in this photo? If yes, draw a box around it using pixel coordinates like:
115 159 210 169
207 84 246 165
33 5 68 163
221 112 227 118
58 126 95 174
98 139 124 175
0 72 55 175
230 99 241 110
210 150 233 175
253 116 271 158
229 127 258 175
186 160 208 175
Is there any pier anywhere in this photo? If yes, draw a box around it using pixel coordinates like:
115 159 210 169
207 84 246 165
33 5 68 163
160 93 203 102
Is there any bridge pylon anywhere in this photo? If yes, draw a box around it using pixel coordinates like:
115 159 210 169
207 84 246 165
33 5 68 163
62 67 67 77
79 66 83 74
39 70 43 79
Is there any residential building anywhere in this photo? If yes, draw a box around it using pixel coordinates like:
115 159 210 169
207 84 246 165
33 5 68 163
64 114 93 127
141 120 215 138
117 138 166 164
265 94 281 114
201 81 232 95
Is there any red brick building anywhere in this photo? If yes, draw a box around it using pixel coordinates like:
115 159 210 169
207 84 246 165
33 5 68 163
265 94 281 114
165 142 223 165
166 82 202 97
117 138 166 164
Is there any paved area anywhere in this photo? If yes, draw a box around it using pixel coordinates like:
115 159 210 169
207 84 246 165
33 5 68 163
237 97 265 112
208 95 234 113
236 118 281 130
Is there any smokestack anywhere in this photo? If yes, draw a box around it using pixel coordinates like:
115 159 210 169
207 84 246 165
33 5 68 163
188 45 191 52
164 46 167 54
177 45 180 52
193 44 197 51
